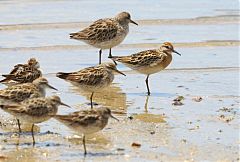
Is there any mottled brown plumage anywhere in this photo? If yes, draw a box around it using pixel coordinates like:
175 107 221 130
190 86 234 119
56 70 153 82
0 77 57 104
70 19 118 43
0 58 42 84
70 12 138 64
52 107 118 155
56 63 125 109
110 42 181 95
0 95 70 145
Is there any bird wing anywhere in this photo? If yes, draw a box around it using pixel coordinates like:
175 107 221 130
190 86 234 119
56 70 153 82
57 66 106 85
53 110 100 127
0 64 25 83
0 99 49 116
9 64 26 74
111 50 167 68
2 69 42 83
20 98 49 116
0 104 26 114
70 18 118 42
0 84 41 102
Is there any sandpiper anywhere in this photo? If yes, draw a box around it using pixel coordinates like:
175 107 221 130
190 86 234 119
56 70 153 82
0 77 57 104
0 58 42 85
0 95 70 145
0 77 57 132
56 63 125 109
52 107 118 155
70 12 138 64
109 42 181 95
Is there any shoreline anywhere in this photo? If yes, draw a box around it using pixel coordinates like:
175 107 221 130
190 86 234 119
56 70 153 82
0 15 239 31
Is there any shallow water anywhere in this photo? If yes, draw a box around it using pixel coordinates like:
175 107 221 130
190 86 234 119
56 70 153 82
0 24 239 48
0 1 239 162
0 0 238 25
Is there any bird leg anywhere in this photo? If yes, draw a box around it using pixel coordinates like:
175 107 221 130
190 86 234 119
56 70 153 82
109 48 117 65
109 48 112 58
17 119 22 134
90 92 94 109
145 75 151 95
99 49 102 64
31 124 35 146
83 134 87 155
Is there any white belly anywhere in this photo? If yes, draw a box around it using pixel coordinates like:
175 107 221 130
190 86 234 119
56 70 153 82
92 32 128 49
70 75 114 93
72 83 111 92
74 125 105 134
17 114 52 124
135 66 165 75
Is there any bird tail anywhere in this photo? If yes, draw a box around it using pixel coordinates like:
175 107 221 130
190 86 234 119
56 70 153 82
56 72 71 79
0 78 9 83
0 74 14 83
0 104 19 110
70 31 88 40
69 32 77 39
108 55 119 59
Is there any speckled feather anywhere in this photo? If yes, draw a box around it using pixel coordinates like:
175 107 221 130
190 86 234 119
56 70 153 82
0 77 53 103
2 69 42 84
70 18 119 43
53 108 111 132
0 83 41 102
69 12 136 50
111 49 167 67
56 63 115 90
1 98 52 116
0 58 42 83
0 96 63 123
110 42 176 75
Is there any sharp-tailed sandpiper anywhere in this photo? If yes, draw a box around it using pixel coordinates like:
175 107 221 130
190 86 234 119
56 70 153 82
0 58 42 85
52 107 118 155
109 42 181 95
56 63 125 109
0 95 70 145
70 12 138 64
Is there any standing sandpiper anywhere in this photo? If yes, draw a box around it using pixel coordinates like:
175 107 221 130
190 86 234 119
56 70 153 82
52 107 118 155
109 42 181 95
0 77 57 104
0 95 70 145
70 12 138 64
0 77 57 132
0 58 42 84
56 63 125 109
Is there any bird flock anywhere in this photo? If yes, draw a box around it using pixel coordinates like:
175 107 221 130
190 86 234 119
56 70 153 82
0 11 180 155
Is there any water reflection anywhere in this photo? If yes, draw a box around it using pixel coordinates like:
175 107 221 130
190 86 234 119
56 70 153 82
70 83 127 111
0 112 40 133
132 95 166 123
144 95 149 113
3 148 39 162
67 133 111 149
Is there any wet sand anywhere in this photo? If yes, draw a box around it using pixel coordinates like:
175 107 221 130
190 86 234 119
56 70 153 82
0 1 239 162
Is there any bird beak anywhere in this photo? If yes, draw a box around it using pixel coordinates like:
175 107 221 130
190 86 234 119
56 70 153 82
47 84 58 91
60 102 71 108
130 19 138 25
114 69 126 76
173 49 181 56
110 114 119 121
